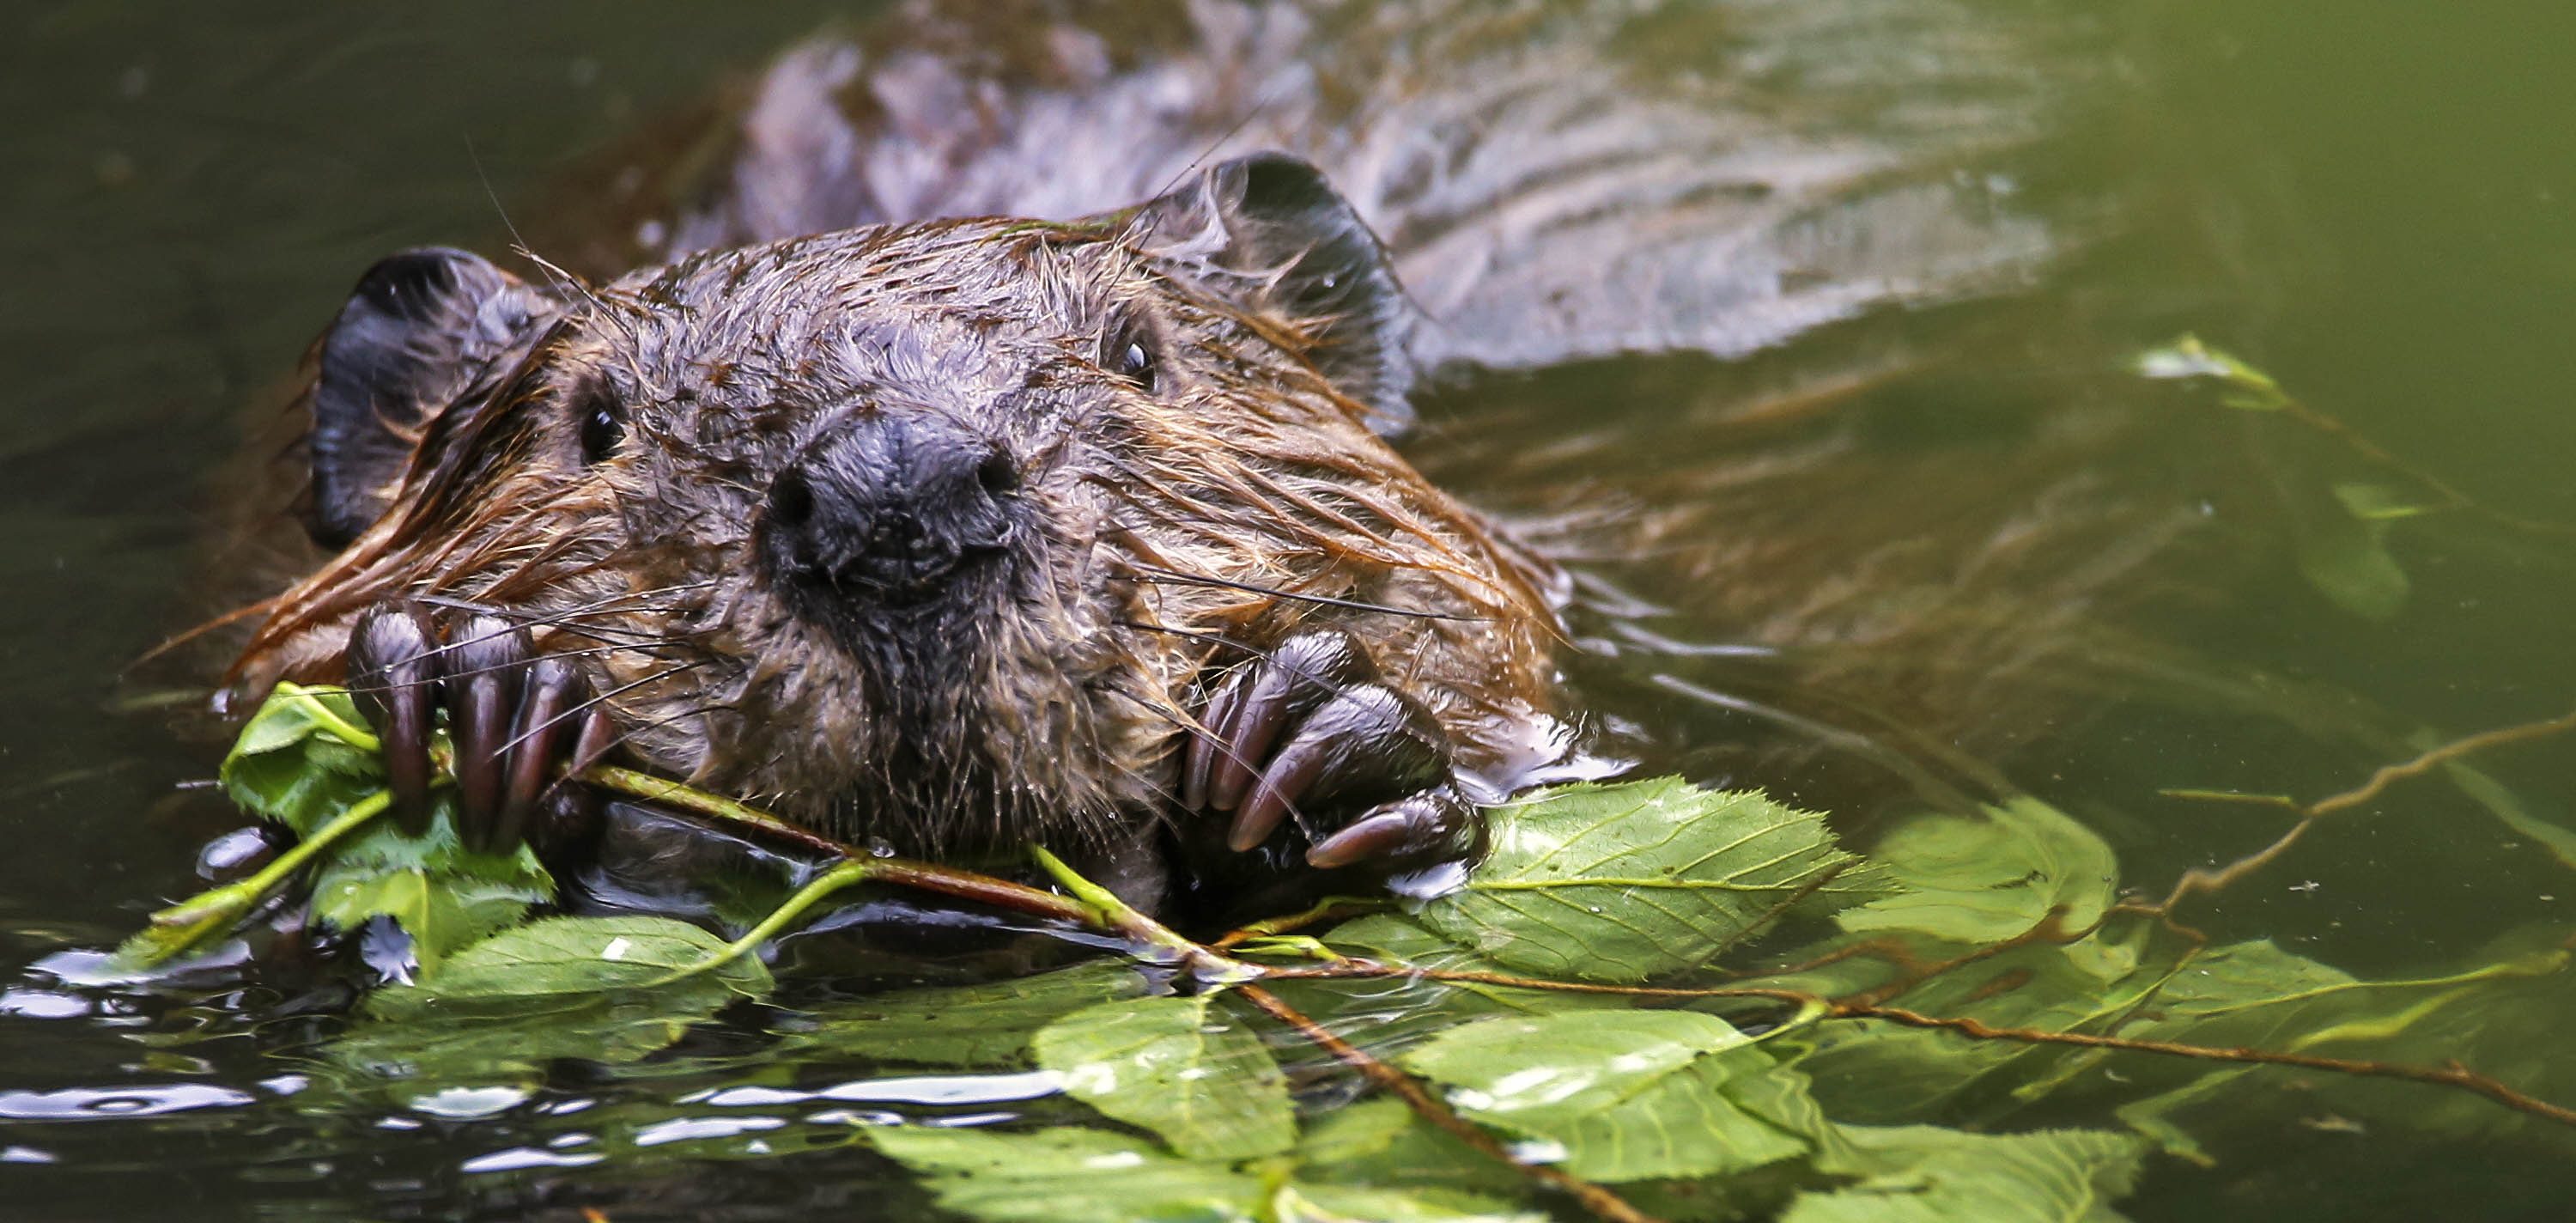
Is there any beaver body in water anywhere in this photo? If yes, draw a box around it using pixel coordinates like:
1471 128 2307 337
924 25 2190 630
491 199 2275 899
216 0 2185 914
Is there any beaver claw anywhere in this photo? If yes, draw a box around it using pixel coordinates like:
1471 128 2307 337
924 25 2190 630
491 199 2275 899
1181 626 1482 873
344 602 606 851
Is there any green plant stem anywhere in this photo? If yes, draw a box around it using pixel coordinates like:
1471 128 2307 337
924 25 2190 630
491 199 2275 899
1032 844 1258 983
647 858 882 986
131 788 392 967
276 680 380 753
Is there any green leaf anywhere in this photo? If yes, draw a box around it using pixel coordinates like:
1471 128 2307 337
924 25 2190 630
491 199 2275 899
1399 1011 1822 1182
369 915 771 1019
2331 482 2438 522
1033 995 1296 1160
1838 798 2118 943
859 1124 1538 1223
304 799 552 969
770 959 1153 1068
2295 514 2409 620
1277 1184 1544 1222
2130 334 2285 409
1786 1125 2145 1223
220 683 383 837
331 916 774 1085
1417 780 1879 982
1294 1098 1529 1202
861 1125 1261 1223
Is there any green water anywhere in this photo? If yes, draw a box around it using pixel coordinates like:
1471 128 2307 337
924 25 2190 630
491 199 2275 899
4 2 2575 1219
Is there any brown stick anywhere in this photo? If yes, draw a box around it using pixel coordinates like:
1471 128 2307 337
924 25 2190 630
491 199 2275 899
1235 984 1666 1223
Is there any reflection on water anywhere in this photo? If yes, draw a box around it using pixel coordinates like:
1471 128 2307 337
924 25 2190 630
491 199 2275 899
4 1 2575 1219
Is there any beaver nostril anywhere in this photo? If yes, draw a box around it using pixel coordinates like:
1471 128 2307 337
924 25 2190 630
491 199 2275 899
975 449 1020 496
769 469 815 529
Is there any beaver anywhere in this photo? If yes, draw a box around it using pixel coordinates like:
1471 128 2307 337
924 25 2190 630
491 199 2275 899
210 0 2191 913
225 153 1565 911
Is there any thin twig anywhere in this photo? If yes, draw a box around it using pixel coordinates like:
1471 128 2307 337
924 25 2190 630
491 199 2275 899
1257 962 2576 1132
2151 707 2576 916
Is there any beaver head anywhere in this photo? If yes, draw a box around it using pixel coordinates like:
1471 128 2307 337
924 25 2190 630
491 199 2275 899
230 155 1558 861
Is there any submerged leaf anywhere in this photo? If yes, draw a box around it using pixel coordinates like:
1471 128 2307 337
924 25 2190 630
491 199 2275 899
2295 514 2409 621
1786 1125 2145 1223
1417 780 1877 982
773 959 1153 1068
1033 995 1295 1160
1838 798 2117 943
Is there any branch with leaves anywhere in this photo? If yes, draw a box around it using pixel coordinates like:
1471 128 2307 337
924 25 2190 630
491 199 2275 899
112 683 2576 1223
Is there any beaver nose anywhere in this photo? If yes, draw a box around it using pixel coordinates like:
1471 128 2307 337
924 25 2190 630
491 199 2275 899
762 412 1020 605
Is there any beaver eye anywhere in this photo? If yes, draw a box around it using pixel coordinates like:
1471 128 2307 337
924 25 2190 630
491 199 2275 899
1103 317 1158 393
575 389 625 464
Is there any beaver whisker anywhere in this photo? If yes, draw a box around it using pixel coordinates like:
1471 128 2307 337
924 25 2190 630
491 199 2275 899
1108 618 1394 730
1112 563 1483 622
544 660 714 736
414 588 717 642
487 662 711 762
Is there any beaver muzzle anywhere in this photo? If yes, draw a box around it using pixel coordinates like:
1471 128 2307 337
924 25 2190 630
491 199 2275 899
760 410 1020 612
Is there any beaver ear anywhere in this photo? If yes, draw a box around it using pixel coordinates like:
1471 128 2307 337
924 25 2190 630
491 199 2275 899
1133 153 1415 433
304 246 542 547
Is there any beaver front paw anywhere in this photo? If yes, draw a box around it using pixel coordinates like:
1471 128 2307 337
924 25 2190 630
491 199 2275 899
1181 626 1485 873
343 602 606 852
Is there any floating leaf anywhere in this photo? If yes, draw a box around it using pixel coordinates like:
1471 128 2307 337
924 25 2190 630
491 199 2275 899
1838 798 2117 943
1033 995 1295 1160
1785 1125 2145 1223
772 959 1152 1068
369 915 771 1019
331 916 772 1084
863 1124 1261 1223
1415 780 1879 982
1399 1010 1823 1181
860 1124 1535 1223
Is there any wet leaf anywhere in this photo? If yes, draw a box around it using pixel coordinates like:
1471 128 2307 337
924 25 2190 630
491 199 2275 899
220 683 382 837
368 916 771 1020
2331 482 2438 522
860 1124 1534 1223
2131 334 2284 410
1786 1125 2145 1223
1033 994 1295 1160
1416 780 1880 982
2295 514 2409 621
305 800 551 970
1399 1010 1825 1181
331 916 773 1083
1837 798 2118 943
